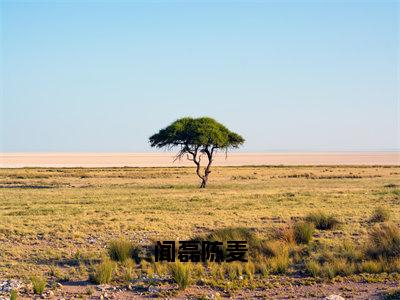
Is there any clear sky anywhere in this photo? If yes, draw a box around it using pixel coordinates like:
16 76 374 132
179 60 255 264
1 1 399 152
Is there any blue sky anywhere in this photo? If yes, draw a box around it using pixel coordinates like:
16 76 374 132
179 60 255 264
1 1 399 152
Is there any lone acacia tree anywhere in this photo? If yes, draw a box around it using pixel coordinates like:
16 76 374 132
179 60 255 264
149 117 245 188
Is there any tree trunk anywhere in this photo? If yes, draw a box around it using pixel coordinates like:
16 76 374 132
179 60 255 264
200 175 208 188
188 146 214 189
198 147 213 188
195 160 205 188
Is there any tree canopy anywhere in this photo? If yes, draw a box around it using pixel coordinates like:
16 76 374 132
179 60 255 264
149 117 244 150
149 117 245 188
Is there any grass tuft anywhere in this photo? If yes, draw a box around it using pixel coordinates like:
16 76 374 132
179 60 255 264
89 259 115 284
244 261 255 280
225 262 242 280
306 258 355 279
31 276 46 294
305 260 321 277
294 222 314 244
369 207 390 223
366 223 400 259
9 289 18 300
260 240 286 257
108 238 140 263
268 252 290 274
169 262 191 290
359 260 383 274
306 211 340 230
122 259 137 281
265 243 290 274
280 226 296 245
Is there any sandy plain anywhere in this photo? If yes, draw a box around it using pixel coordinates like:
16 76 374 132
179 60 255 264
1 152 399 168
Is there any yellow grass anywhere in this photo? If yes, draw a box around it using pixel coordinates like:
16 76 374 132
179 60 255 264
0 166 399 280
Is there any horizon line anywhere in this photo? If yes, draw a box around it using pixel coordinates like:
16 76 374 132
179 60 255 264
1 150 400 154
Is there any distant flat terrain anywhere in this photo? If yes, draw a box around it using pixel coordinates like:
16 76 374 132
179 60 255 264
1 152 399 167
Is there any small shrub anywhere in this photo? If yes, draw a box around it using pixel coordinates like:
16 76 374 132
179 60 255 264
290 246 304 264
323 263 337 279
108 239 140 263
366 223 400 259
209 263 225 280
89 260 115 284
140 260 152 275
306 211 340 230
48 265 62 278
146 266 155 278
329 258 355 276
294 222 314 244
267 246 290 275
359 260 382 274
9 289 17 300
269 255 290 274
370 207 390 223
192 263 204 279
122 259 137 281
225 262 241 280
316 248 335 265
260 240 286 257
254 260 269 277
153 262 168 276
227 269 237 280
280 226 296 244
387 257 400 273
306 260 321 277
307 257 356 278
31 276 46 294
244 261 255 280
169 262 190 290
338 240 362 262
